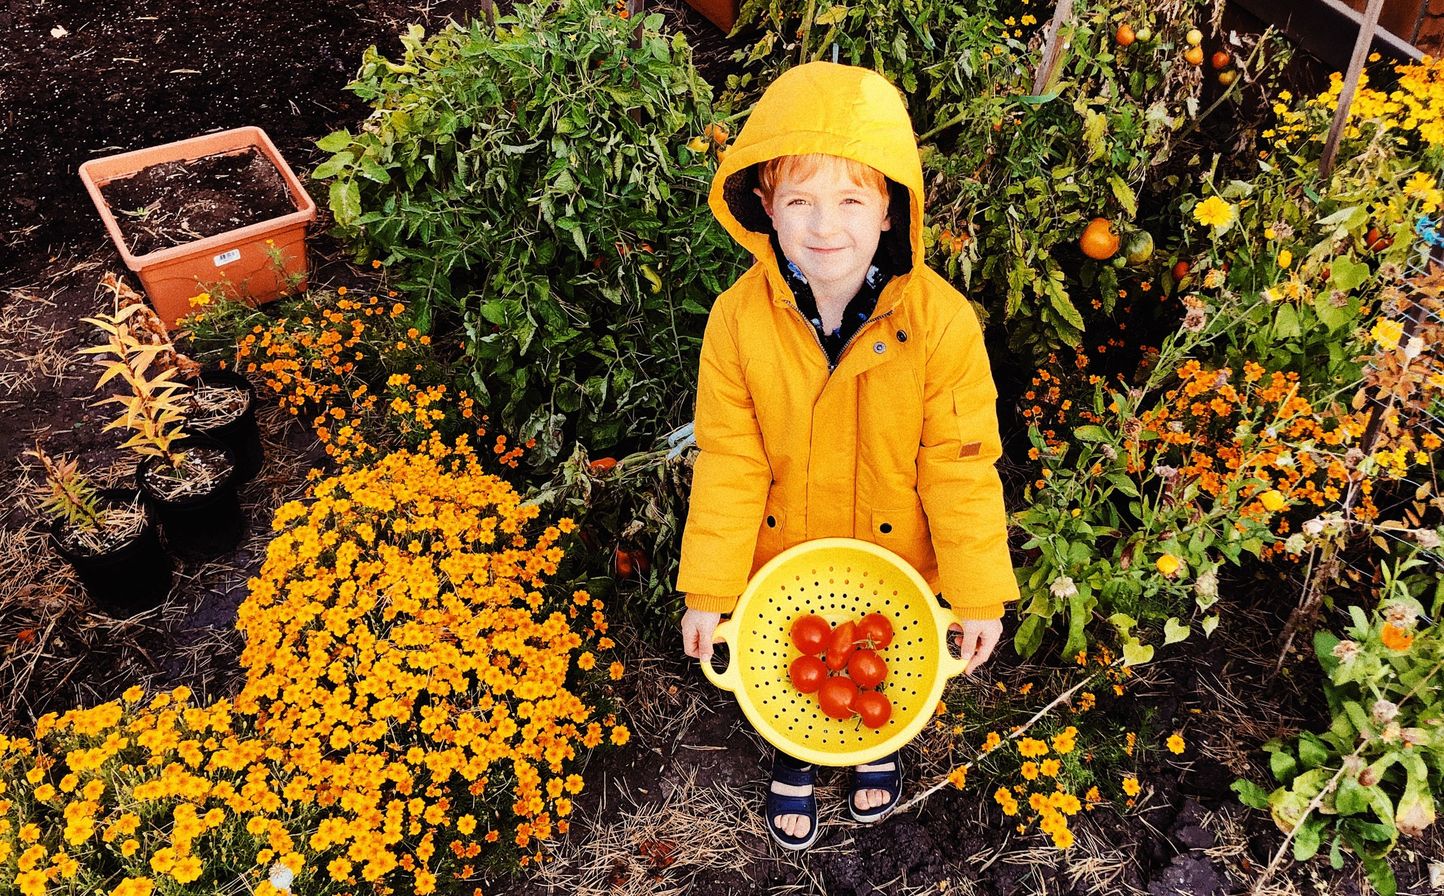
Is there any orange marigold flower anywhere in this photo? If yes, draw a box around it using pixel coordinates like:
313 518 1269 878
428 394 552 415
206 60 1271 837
1380 623 1415 651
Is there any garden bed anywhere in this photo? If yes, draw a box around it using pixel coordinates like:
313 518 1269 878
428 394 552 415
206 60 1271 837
2 1 1442 895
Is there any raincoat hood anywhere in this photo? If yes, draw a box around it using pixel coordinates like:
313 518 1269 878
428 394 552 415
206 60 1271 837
709 62 924 302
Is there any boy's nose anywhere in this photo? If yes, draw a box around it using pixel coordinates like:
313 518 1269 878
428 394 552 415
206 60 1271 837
810 206 843 235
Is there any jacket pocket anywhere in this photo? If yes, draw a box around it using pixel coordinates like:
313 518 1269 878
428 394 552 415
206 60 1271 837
755 497 786 561
870 501 929 559
952 383 998 460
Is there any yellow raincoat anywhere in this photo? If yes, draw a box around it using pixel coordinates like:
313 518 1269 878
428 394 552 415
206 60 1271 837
677 62 1017 621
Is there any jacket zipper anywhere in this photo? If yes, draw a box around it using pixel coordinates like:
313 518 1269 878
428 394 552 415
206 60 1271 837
787 304 896 372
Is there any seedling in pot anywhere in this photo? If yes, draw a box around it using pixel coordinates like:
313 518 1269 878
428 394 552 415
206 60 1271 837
27 445 145 555
81 308 220 498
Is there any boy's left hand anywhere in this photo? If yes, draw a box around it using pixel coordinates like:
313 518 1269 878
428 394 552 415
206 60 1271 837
948 619 1003 674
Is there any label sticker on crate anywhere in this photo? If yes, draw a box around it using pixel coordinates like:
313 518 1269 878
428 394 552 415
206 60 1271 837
213 248 242 267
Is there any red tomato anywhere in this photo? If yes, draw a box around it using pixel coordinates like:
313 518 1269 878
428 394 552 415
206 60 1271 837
856 613 895 649
789 614 831 655
613 546 634 578
789 655 828 694
817 677 859 720
855 691 893 729
824 620 858 671
847 649 888 689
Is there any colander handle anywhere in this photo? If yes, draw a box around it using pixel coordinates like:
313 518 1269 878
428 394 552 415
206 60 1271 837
933 603 972 680
699 617 744 693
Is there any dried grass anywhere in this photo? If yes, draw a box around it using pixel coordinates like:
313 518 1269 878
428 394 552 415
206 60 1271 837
531 767 762 895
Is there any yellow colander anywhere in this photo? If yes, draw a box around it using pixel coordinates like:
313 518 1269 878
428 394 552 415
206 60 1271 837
702 537 968 767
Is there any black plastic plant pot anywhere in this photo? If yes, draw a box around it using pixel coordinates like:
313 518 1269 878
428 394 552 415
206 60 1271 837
137 436 246 561
49 488 172 615
185 366 263 484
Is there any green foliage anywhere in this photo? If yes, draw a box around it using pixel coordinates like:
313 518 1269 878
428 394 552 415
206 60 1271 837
1241 555 1444 893
312 0 742 465
1010 351 1278 664
528 442 695 643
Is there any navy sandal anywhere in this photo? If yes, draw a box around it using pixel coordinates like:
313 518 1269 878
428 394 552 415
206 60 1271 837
849 751 902 823
766 752 820 851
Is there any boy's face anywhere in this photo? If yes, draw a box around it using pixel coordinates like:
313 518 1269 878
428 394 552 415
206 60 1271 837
756 157 891 298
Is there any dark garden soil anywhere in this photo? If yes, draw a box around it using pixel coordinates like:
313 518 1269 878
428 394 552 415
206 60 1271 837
1 1 1440 895
98 148 298 256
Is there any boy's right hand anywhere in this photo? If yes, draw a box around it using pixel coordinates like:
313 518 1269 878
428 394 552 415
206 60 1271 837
681 609 723 661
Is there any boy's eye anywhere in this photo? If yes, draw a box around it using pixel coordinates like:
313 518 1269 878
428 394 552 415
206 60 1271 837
786 198 808 206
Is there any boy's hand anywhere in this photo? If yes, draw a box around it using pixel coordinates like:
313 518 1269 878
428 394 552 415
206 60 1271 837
681 609 723 661
948 619 1003 674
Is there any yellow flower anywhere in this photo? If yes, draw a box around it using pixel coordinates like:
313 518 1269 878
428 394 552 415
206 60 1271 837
610 725 630 746
1021 761 1040 780
1277 249 1293 269
1122 776 1141 796
948 767 968 789
1259 490 1287 512
111 878 154 896
982 731 1002 752
1040 758 1061 777
1167 733 1186 754
1018 737 1049 758
1372 318 1404 350
1155 554 1182 576
1192 196 1237 229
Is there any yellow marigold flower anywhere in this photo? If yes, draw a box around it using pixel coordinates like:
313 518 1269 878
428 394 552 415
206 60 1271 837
1021 761 1040 781
1372 318 1404 351
1122 776 1141 797
1051 726 1078 754
1052 828 1076 849
608 661 625 680
982 731 1002 752
993 787 1018 816
610 725 630 746
170 856 203 884
948 766 968 789
1277 249 1293 269
1041 758 1062 777
1167 733 1186 754
111 878 154 896
1259 490 1287 512
1051 792 1082 815
1192 196 1237 229
123 686 145 703
577 652 596 671
1018 737 1049 758
1155 554 1182 577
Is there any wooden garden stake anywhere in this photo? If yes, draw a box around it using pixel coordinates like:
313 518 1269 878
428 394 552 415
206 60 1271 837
1319 0 1385 179
1031 0 1076 97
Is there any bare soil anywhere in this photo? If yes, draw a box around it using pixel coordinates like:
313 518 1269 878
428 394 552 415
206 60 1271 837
1 2 1439 894
99 148 297 256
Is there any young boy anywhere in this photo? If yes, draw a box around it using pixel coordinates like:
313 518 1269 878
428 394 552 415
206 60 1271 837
676 62 1017 850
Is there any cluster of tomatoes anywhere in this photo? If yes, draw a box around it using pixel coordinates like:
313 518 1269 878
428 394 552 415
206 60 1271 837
786 612 896 729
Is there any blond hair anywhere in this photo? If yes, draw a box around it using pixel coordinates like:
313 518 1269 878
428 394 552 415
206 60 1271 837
756 154 888 207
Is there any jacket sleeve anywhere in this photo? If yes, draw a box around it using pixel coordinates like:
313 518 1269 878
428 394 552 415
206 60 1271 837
917 301 1019 621
676 296 772 610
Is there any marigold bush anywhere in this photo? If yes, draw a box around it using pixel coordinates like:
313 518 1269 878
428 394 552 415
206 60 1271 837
0 436 622 894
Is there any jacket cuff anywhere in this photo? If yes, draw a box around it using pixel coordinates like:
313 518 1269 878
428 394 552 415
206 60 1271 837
950 601 1007 622
685 592 738 614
